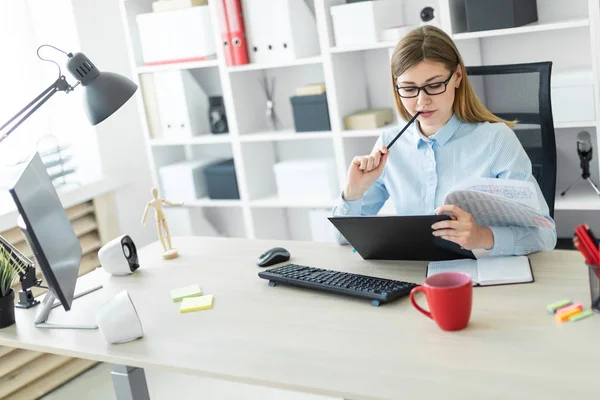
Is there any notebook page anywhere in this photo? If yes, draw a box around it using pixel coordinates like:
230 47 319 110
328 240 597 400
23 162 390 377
427 259 478 285
444 190 550 229
446 178 539 210
476 256 532 285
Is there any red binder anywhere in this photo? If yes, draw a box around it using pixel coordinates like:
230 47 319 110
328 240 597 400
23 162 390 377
215 0 234 66
224 0 249 65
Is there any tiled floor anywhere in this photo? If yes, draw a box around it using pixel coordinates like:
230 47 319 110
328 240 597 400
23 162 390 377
41 363 337 400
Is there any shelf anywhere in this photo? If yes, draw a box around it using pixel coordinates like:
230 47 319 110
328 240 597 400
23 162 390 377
149 135 232 146
555 186 600 211
136 59 219 74
554 121 597 129
250 195 338 209
227 56 322 72
183 197 243 208
452 18 590 40
239 130 333 142
329 41 398 54
65 202 95 221
72 215 98 237
120 0 600 244
340 127 394 138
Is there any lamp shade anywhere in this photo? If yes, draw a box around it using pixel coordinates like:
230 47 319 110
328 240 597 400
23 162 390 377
66 52 138 125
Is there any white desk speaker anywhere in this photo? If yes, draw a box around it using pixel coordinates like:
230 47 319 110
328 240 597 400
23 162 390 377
98 235 140 276
96 290 144 344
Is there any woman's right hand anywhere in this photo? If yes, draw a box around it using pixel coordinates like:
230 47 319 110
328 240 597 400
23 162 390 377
343 145 388 201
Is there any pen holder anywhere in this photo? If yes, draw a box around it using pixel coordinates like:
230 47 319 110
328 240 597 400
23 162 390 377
586 263 600 313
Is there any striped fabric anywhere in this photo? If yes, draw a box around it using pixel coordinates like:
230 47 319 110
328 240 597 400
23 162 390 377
332 113 557 256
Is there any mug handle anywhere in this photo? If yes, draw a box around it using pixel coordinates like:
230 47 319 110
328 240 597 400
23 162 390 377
410 286 432 319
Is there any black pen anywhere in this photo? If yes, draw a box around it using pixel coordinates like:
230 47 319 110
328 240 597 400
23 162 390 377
386 111 421 151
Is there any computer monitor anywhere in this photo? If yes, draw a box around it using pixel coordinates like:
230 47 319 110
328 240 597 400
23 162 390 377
9 152 101 329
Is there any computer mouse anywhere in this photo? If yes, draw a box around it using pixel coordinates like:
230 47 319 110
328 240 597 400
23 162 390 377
257 247 290 267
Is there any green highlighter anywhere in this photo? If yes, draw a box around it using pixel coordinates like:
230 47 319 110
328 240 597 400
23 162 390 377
546 299 572 314
170 284 203 302
569 309 594 322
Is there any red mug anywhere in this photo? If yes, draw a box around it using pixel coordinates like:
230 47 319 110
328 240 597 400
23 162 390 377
410 272 473 331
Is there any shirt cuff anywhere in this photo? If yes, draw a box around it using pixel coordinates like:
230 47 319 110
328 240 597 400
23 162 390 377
489 226 515 256
337 191 362 215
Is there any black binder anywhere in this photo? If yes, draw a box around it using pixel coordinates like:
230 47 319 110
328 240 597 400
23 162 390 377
328 215 476 262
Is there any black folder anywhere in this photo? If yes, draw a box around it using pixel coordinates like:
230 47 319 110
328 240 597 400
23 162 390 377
328 215 476 262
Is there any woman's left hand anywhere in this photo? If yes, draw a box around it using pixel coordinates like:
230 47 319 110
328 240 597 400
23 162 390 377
431 205 494 250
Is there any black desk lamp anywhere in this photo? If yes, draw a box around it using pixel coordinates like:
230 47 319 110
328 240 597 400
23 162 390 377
0 44 138 143
0 44 138 308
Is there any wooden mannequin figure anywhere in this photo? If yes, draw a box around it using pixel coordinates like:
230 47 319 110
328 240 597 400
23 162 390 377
141 188 184 260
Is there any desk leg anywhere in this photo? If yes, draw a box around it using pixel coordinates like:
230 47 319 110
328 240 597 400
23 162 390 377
111 365 151 400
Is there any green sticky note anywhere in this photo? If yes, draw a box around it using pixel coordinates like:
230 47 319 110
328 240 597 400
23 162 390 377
170 284 203 302
546 299 572 314
180 294 214 313
569 309 594 322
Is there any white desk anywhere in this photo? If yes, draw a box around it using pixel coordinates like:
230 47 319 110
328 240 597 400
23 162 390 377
0 237 597 400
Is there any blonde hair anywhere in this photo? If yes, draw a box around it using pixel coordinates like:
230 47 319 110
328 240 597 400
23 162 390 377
390 25 515 128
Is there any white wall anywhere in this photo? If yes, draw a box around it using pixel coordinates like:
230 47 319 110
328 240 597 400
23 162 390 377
70 0 156 246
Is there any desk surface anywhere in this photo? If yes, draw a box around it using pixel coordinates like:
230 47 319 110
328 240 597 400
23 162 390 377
0 237 596 400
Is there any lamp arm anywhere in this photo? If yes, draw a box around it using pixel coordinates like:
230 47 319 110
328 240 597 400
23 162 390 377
0 76 73 144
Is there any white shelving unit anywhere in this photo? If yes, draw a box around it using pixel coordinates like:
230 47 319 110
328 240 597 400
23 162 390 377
119 0 600 243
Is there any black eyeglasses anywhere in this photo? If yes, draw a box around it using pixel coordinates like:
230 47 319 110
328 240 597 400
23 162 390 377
396 72 454 98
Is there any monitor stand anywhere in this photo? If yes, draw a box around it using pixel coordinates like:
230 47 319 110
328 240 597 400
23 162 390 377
34 284 103 329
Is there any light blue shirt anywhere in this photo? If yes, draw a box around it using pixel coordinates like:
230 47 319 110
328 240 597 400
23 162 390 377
332 113 557 256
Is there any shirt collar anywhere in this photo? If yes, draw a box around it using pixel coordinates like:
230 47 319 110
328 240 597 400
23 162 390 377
412 113 461 149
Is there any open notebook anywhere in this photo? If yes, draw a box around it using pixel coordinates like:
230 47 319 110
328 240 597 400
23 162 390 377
426 256 534 286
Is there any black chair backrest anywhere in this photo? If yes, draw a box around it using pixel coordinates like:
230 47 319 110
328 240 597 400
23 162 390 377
465 62 557 218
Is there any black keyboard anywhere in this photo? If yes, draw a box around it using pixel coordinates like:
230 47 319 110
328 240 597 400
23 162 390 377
258 263 418 306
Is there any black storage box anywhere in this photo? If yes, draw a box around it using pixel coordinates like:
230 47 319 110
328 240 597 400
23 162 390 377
290 93 331 132
203 158 240 200
465 0 537 32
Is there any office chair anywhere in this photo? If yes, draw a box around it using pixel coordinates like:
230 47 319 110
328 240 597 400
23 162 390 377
465 62 557 218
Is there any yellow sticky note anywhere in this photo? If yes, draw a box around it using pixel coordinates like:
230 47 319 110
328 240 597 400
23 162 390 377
170 284 202 302
180 294 214 313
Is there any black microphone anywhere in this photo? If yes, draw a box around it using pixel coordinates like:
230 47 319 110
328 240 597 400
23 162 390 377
577 131 593 179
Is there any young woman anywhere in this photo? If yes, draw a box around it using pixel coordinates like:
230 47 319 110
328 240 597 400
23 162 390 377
332 25 556 256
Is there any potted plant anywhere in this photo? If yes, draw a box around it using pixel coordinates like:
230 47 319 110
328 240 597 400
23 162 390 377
0 244 25 329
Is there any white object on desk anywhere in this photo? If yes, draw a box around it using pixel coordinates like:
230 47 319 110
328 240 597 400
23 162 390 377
98 235 140 276
96 290 144 345
330 0 404 47
427 256 533 286
551 69 595 123
136 6 216 65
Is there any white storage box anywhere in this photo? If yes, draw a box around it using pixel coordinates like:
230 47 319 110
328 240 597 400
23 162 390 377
136 6 216 65
273 158 338 202
551 69 595 123
159 158 224 202
330 0 404 47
